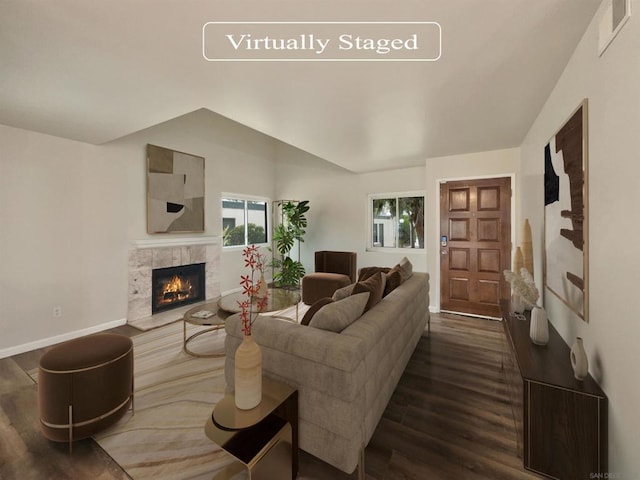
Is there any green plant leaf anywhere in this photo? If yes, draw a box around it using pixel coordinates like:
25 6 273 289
274 257 306 287
272 200 310 286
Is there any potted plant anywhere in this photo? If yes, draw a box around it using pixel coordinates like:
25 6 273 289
271 200 309 288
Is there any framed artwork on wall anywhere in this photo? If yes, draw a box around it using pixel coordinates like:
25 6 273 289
543 99 589 321
147 144 205 234
598 0 631 56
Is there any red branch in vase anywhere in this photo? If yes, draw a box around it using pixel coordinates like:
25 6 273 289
237 245 269 335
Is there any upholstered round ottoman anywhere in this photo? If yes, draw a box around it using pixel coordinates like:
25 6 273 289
38 333 134 451
302 272 352 305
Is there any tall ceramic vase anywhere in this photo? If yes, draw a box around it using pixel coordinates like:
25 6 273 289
571 337 589 380
234 334 262 410
529 306 549 345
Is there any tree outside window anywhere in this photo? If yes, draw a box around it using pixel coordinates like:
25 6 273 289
371 194 424 249
222 197 268 247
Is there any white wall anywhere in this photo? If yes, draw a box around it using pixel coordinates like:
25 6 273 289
275 143 427 276
0 109 278 356
425 148 520 311
0 127 128 352
520 0 640 475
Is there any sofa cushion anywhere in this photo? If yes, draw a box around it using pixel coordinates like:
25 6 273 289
351 272 385 312
301 297 334 326
308 292 370 333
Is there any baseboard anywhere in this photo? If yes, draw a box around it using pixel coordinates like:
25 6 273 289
0 318 127 360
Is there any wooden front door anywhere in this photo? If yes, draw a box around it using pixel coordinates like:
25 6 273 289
440 177 511 318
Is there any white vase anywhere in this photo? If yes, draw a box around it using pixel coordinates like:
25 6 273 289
571 337 589 381
511 294 525 314
234 334 262 410
529 306 549 345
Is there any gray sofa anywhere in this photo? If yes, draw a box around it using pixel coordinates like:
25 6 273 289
224 271 430 474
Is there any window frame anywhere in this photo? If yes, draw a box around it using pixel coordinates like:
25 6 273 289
367 190 426 253
221 193 270 249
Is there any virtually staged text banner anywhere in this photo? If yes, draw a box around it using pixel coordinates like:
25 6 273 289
202 22 441 61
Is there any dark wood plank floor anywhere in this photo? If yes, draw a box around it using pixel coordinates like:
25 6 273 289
0 314 541 479
367 314 540 480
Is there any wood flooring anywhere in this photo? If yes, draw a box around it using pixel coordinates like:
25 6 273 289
0 314 541 479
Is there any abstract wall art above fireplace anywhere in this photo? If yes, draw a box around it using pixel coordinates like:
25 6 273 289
147 144 205 233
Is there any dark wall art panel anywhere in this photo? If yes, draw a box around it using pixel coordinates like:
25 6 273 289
544 100 589 321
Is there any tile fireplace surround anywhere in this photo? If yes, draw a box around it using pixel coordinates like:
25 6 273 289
128 237 221 328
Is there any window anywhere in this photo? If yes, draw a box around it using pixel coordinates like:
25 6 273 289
369 192 425 250
222 195 268 247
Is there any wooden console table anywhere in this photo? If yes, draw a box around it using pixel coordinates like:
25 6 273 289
500 300 607 479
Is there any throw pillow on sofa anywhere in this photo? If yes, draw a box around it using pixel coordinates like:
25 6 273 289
332 283 354 301
351 271 386 312
357 266 391 282
301 297 333 326
398 256 413 281
384 265 404 296
308 292 370 333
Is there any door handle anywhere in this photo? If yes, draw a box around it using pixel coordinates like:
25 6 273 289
441 250 447 255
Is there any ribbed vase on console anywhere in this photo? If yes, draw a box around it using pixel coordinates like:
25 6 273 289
234 334 262 410
529 306 549 345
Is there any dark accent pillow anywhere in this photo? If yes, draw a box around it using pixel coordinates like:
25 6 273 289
351 271 385 312
383 266 404 297
301 297 334 326
357 266 391 283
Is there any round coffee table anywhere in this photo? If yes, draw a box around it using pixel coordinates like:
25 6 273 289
183 301 225 358
218 288 301 315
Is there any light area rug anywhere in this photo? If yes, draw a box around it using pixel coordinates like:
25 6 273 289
94 321 246 480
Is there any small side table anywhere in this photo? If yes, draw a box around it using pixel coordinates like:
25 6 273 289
205 377 298 480
183 301 225 358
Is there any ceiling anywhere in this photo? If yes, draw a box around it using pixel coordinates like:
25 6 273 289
0 0 600 173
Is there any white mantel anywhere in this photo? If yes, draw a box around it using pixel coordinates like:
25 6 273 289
132 236 221 249
127 238 221 326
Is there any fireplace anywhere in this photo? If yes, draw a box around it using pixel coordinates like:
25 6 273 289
152 263 205 314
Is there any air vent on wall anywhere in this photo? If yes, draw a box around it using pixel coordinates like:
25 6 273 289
598 0 631 56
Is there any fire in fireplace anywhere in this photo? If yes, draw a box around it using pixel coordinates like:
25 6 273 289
152 263 205 314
